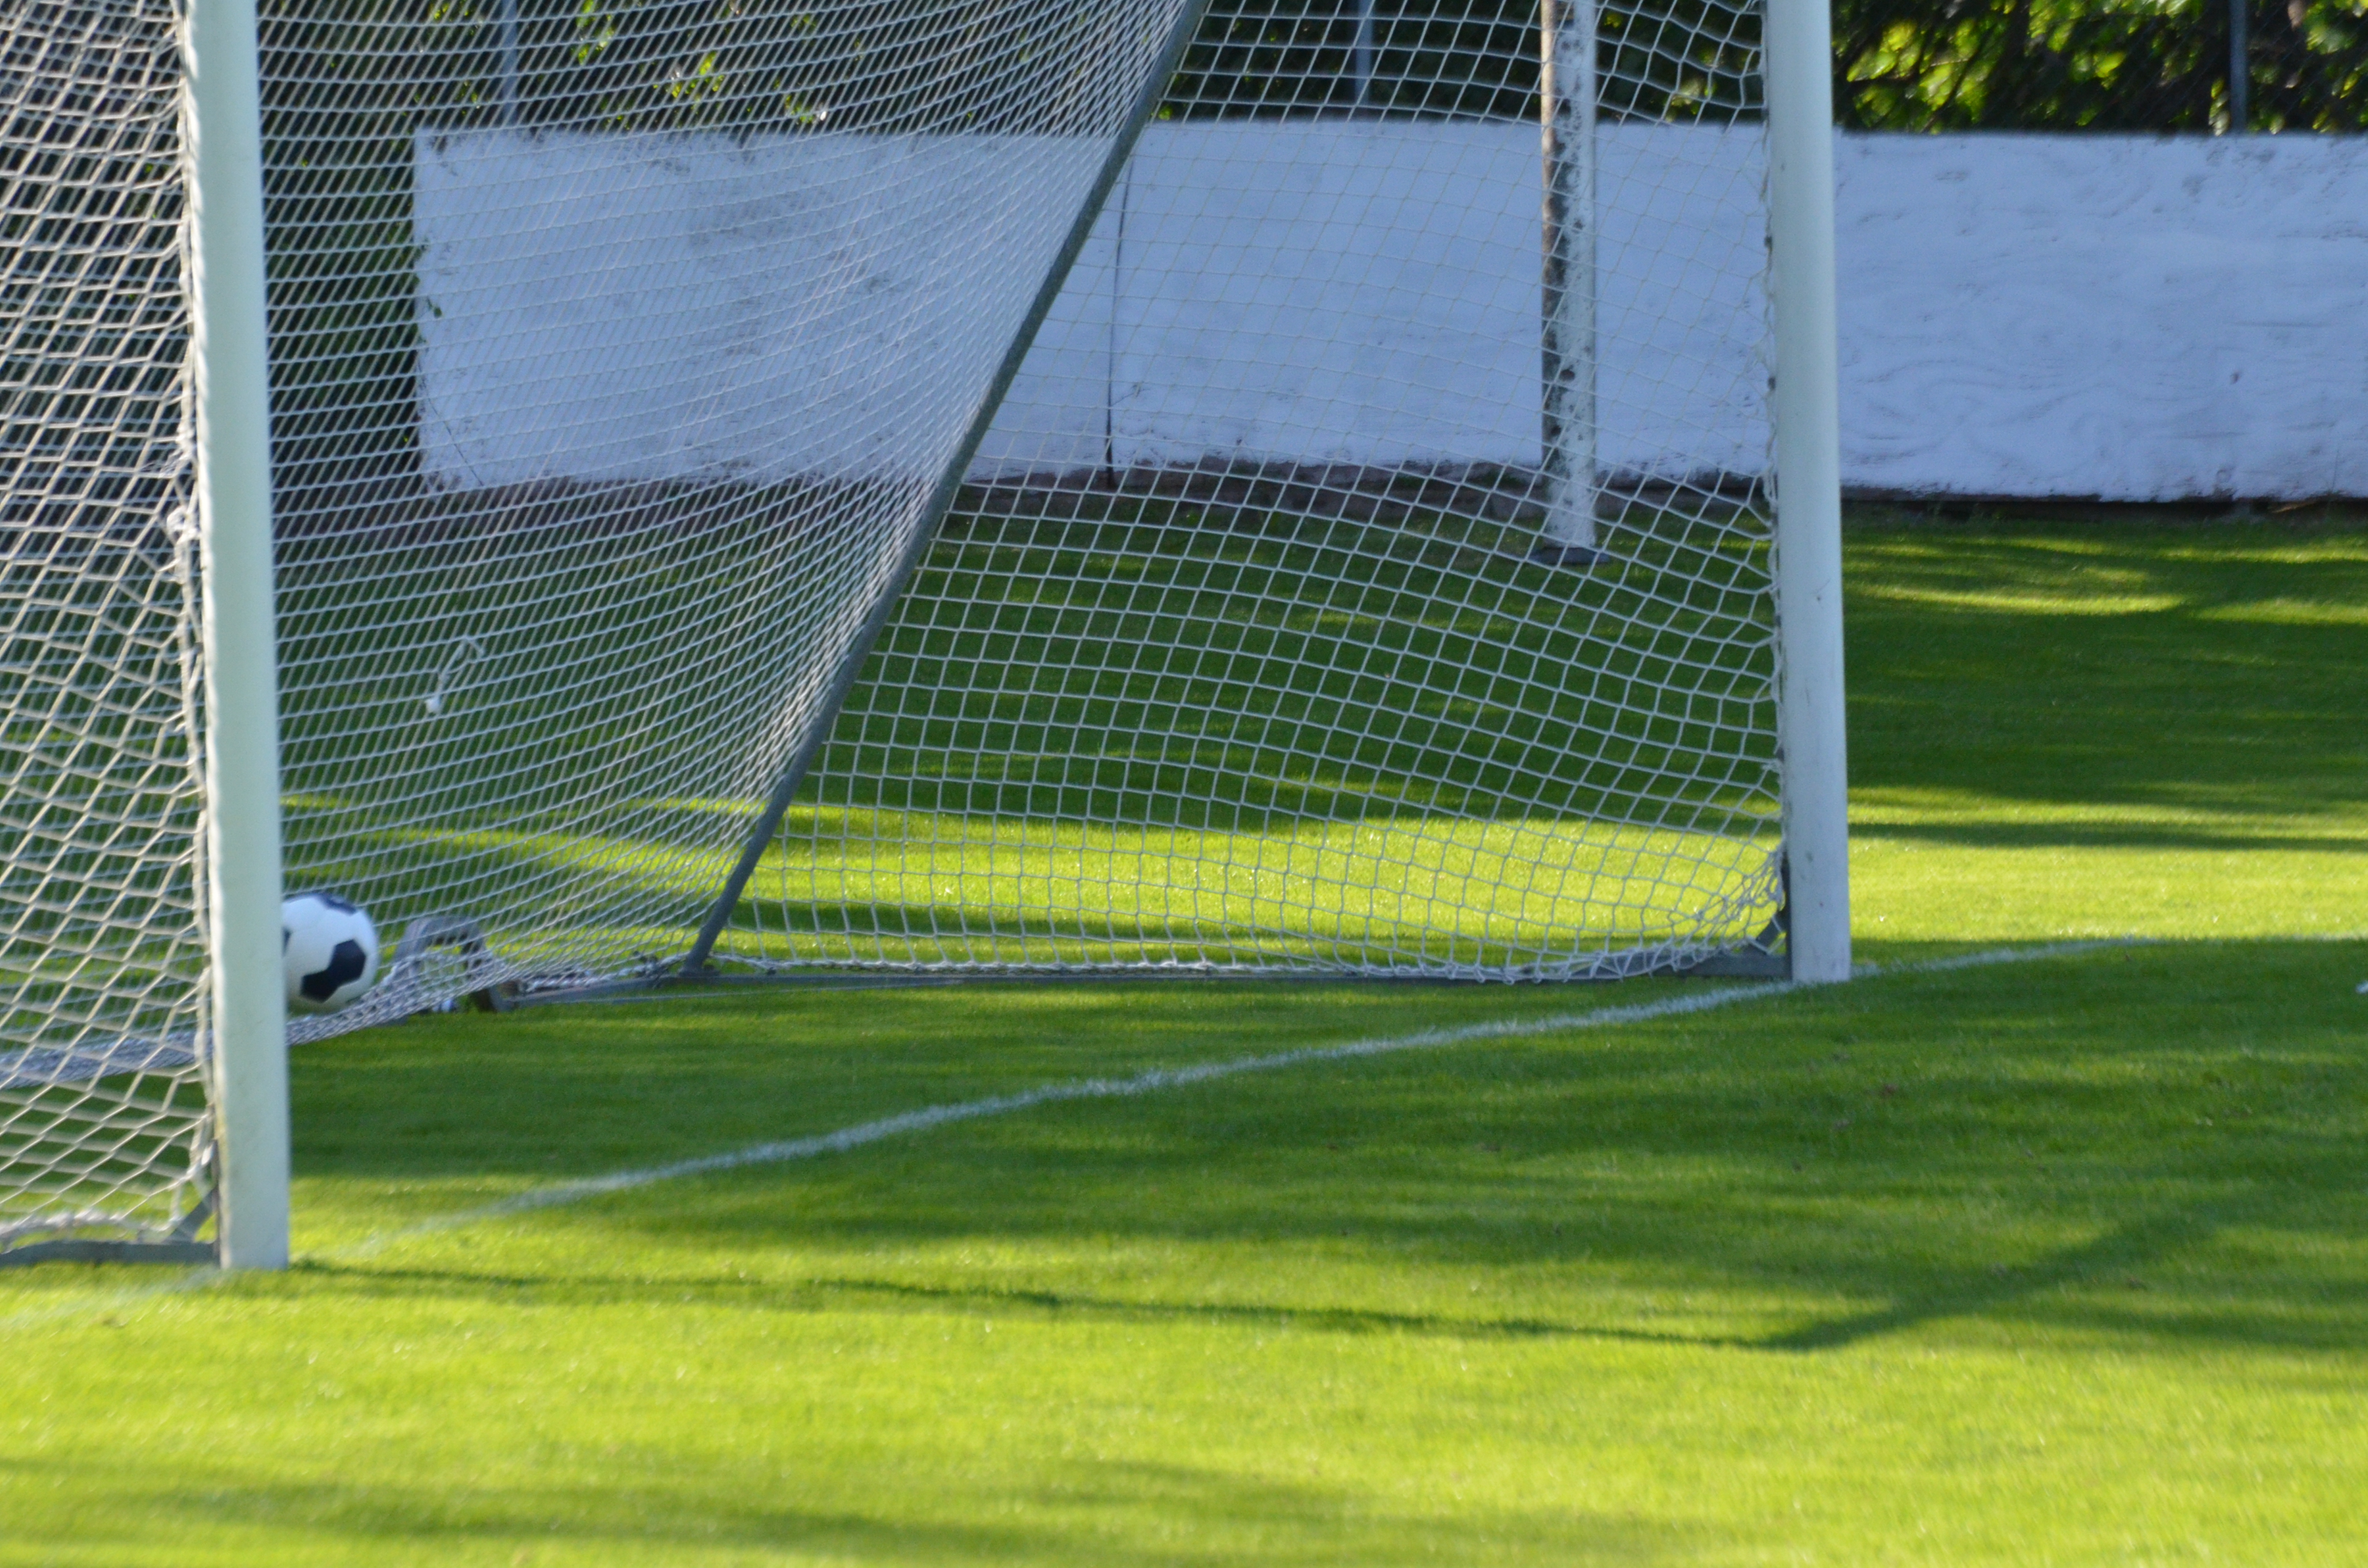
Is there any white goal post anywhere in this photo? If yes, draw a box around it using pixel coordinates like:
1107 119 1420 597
1 0 1843 1270
1765 0 1852 985
187 0 293 1270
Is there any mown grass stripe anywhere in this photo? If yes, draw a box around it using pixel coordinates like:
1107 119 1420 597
377 938 2139 1242
0 937 2140 1329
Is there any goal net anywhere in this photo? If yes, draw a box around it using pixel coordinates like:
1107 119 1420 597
3 0 1816 1260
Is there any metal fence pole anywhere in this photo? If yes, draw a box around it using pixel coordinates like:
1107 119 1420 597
2228 0 2249 132
500 0 521 126
1353 0 1376 107
1537 0 1599 564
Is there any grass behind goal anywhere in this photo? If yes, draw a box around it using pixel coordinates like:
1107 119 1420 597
4 514 2366 1565
273 493 1779 980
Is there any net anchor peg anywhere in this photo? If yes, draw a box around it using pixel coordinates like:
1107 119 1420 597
388 915 516 1015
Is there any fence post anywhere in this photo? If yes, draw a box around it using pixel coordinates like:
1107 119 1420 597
1538 0 1599 564
1353 0 1376 108
500 0 520 126
2228 0 2248 132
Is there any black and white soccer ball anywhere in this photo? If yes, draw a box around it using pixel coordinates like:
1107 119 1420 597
282 892 380 1014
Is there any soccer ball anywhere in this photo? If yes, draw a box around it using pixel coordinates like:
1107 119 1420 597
282 892 380 1014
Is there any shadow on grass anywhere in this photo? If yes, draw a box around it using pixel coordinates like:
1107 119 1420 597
283 938 2368 1359
1844 519 2368 824
17 1455 1705 1567
1758 1208 2214 1352
1848 821 2368 853
277 797 1777 984
284 1198 2348 1360
283 1259 1720 1351
272 518 2368 1008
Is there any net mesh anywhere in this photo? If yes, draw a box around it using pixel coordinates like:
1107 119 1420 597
3 0 1784 1255
3 0 211 1252
739 0 1782 975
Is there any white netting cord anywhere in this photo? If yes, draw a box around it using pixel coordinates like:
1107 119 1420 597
2 0 213 1252
4 0 1788 1252
8 0 1206 1252
750 0 1783 977
259 0 1201 1026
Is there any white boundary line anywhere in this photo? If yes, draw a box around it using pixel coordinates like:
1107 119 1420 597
368 939 2137 1246
1 939 2137 1321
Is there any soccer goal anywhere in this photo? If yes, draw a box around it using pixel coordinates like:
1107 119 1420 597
1 0 1843 1268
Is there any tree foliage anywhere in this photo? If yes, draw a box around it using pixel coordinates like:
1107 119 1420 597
1837 0 2368 131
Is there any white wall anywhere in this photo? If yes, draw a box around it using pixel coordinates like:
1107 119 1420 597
977 120 1770 482
415 129 1106 487
416 126 2368 501
1835 134 2368 499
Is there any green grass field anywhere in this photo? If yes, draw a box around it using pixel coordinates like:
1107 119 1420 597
261 495 1785 977
5 512 2365 1565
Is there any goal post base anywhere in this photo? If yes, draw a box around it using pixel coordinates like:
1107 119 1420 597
1527 543 1607 569
0 1239 217 1271
1673 872 1798 979
1671 942 1789 979
657 942 1796 992
0 1173 219 1270
388 916 518 1016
